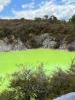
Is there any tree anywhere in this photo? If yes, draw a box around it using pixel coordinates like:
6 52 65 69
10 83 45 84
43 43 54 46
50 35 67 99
34 17 42 21
69 15 75 23
44 15 48 20
49 15 58 23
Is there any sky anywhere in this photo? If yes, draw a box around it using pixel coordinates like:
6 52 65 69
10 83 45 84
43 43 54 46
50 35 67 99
0 0 75 20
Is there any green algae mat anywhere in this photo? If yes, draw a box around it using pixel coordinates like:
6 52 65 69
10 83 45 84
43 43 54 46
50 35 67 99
0 49 75 74
0 49 75 91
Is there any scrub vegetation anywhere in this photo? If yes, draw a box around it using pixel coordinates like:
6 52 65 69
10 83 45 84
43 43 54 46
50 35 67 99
0 60 75 100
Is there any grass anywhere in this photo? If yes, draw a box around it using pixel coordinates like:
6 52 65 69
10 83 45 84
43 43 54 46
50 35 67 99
0 49 75 91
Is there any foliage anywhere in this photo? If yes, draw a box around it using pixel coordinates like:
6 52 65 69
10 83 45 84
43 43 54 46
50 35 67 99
0 15 75 45
0 60 75 100
69 15 75 23
10 66 50 100
49 60 75 99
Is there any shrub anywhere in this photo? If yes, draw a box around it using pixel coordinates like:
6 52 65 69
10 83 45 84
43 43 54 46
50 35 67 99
68 46 75 51
10 66 50 100
0 90 16 100
0 61 75 100
49 60 75 99
49 69 71 99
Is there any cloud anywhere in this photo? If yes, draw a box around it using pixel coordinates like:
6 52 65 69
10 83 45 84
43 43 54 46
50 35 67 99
13 0 55 19
3 0 75 20
0 0 11 12
22 2 35 9
62 0 75 4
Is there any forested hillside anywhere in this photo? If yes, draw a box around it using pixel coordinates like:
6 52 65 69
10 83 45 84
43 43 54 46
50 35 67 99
0 15 75 51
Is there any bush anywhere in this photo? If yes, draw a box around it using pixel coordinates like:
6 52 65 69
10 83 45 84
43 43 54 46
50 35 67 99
68 46 75 51
0 90 16 100
49 60 75 99
10 66 50 100
0 61 75 100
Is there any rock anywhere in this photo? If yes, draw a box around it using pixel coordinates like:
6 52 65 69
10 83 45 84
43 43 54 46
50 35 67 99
0 40 12 51
0 33 75 51
59 40 75 51
67 40 75 51
54 92 75 100
0 38 27 51
59 43 67 50
59 38 67 50
30 33 57 48
42 39 57 48
12 39 27 50
40 33 57 48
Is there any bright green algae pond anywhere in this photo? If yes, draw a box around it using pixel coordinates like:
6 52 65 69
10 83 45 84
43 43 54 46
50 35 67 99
0 49 75 74
0 49 75 91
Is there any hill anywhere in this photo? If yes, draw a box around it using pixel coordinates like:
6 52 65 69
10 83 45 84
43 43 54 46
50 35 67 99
0 17 75 51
